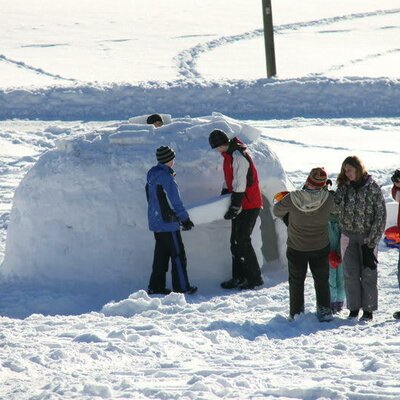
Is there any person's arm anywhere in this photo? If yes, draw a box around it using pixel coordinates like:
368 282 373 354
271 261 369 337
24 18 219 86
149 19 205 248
223 151 249 219
366 185 387 248
273 194 292 218
162 174 189 222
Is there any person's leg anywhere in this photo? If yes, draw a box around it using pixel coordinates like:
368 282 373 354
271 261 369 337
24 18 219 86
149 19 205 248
336 262 345 311
170 231 191 292
309 245 331 313
148 232 170 292
341 233 362 312
361 245 378 312
230 217 245 282
329 267 337 305
286 247 308 318
234 209 263 286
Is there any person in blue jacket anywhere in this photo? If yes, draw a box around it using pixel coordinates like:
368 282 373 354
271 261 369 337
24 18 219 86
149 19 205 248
145 145 197 295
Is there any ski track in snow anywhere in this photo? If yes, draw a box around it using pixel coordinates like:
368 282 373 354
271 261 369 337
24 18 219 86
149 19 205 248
1 9 400 120
326 48 400 74
0 54 80 83
175 8 400 79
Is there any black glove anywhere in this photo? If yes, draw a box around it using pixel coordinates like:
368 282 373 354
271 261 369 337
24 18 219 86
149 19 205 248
224 206 241 220
181 218 194 231
220 188 230 195
362 244 378 270
231 192 245 207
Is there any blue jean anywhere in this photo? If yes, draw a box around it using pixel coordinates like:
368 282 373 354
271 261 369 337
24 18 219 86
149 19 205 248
329 263 345 303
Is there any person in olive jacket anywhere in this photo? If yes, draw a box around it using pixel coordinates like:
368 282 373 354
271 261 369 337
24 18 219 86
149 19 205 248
274 167 334 322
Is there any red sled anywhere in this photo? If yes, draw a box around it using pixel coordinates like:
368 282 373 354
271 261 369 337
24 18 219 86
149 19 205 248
273 191 290 205
384 226 400 248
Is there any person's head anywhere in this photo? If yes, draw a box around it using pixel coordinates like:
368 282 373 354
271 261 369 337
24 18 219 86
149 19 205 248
156 145 175 166
337 156 367 186
304 167 328 190
391 169 400 187
147 114 164 127
208 129 230 153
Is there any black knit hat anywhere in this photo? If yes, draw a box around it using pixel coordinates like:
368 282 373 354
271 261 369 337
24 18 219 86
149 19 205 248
209 129 230 149
156 146 175 164
147 114 163 125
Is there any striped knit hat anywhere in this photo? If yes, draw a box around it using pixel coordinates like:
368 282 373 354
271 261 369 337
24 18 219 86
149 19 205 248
156 146 175 164
306 167 328 188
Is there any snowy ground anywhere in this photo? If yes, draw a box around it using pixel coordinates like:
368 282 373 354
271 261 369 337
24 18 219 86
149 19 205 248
1 1 400 399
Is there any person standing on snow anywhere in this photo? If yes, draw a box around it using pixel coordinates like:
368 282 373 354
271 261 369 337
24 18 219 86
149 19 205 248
328 213 345 314
208 129 264 290
145 146 197 295
390 169 400 319
273 167 334 322
334 156 386 321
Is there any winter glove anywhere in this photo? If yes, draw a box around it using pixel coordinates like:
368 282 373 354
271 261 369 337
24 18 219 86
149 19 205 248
181 218 194 231
224 206 241 220
231 192 245 207
220 188 230 195
328 251 342 269
361 244 378 270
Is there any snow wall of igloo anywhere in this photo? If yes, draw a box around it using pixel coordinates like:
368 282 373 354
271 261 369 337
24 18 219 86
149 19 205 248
1 113 291 297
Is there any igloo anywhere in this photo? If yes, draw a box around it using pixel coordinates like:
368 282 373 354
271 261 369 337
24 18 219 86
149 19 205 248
1 113 290 299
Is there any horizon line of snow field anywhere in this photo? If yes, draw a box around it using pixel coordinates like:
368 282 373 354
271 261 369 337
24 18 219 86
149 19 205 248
0 76 400 121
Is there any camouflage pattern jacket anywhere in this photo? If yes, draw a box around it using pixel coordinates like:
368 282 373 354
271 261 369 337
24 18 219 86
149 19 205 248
334 175 386 248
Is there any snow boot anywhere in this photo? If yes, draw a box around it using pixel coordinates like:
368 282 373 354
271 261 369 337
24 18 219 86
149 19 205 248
393 311 400 319
335 301 344 313
348 309 359 319
360 310 373 321
331 301 344 314
184 286 198 295
220 278 244 289
238 278 264 290
317 306 333 322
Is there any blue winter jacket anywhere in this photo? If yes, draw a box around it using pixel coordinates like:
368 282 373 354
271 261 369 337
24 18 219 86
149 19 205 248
146 163 189 232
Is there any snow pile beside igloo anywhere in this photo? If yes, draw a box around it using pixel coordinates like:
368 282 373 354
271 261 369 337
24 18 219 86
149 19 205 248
1 113 290 297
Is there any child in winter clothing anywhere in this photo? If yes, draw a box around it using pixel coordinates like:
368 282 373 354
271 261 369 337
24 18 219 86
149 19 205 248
146 114 164 127
145 146 197 295
274 167 334 322
328 213 345 313
334 156 386 321
208 129 264 291
390 169 400 319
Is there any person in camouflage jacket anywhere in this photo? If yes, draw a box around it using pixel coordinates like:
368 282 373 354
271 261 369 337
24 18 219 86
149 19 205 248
334 156 386 321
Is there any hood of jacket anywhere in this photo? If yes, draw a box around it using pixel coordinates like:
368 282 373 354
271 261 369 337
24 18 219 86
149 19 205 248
290 189 330 213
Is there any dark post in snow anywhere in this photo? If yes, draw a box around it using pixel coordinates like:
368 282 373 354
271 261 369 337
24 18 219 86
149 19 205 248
261 0 277 77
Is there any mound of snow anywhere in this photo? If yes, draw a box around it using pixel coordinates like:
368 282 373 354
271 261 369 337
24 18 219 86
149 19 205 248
1 113 290 299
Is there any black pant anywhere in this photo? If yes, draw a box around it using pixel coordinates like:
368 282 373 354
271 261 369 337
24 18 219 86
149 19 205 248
230 208 262 284
286 245 330 317
148 231 190 292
